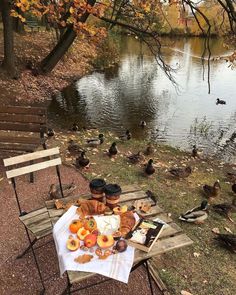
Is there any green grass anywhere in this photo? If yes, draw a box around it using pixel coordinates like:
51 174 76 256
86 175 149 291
48 128 236 295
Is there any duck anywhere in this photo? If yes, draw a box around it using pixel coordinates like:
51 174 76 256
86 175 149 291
139 121 147 128
119 130 132 141
75 151 89 168
214 233 236 253
127 151 144 164
212 197 236 223
49 183 76 199
226 172 236 182
216 98 226 105
179 200 208 224
68 139 85 155
169 166 192 179
145 159 155 176
192 145 198 158
232 183 236 194
47 128 55 137
144 143 154 156
203 180 221 199
108 142 118 156
146 190 158 205
86 134 104 147
71 123 79 131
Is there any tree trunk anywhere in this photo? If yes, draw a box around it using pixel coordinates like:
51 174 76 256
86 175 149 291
38 0 96 74
13 7 25 34
0 0 16 76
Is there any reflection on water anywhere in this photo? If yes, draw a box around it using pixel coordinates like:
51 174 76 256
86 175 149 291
49 36 236 162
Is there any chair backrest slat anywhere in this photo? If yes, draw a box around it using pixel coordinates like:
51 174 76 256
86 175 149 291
6 157 62 179
3 147 60 167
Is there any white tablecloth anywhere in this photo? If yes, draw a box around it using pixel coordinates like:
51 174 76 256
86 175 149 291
53 205 135 283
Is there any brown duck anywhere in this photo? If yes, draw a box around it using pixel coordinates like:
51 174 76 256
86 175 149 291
49 183 76 199
75 151 90 168
214 234 236 253
192 145 198 158
145 159 155 176
144 143 154 156
127 151 144 164
226 172 236 182
203 180 221 199
68 139 85 155
232 183 236 194
212 197 236 223
169 166 192 179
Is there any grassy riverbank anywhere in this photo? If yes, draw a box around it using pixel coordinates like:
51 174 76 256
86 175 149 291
47 128 235 295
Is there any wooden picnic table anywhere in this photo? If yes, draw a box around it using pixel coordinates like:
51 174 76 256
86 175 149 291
44 184 193 288
19 184 193 294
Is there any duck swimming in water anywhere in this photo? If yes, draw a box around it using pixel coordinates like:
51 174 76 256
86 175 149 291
86 134 104 147
71 123 79 131
216 98 226 105
139 121 147 128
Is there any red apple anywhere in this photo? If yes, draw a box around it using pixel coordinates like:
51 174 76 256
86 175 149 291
84 233 97 248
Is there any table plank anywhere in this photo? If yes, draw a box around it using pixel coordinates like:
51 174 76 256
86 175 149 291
45 185 143 210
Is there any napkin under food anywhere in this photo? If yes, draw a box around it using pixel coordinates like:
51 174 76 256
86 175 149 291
53 205 135 283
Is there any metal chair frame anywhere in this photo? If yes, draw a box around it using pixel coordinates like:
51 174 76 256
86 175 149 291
62 259 154 295
3 147 64 295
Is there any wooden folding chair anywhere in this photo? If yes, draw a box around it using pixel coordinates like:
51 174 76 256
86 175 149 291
3 147 64 294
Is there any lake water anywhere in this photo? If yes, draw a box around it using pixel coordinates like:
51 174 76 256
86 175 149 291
49 36 236 162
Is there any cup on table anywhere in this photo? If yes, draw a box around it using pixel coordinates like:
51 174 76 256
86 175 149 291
89 178 106 202
104 184 122 209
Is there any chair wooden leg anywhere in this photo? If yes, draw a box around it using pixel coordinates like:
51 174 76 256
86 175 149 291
144 260 154 295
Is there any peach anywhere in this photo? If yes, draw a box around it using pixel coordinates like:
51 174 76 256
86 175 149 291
69 219 84 234
77 227 90 240
66 235 80 251
84 233 97 248
97 235 114 249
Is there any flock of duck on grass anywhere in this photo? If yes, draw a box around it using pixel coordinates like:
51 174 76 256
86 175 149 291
47 121 236 253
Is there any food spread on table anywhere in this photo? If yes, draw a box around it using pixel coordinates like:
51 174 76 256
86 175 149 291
65 203 134 263
54 180 164 268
